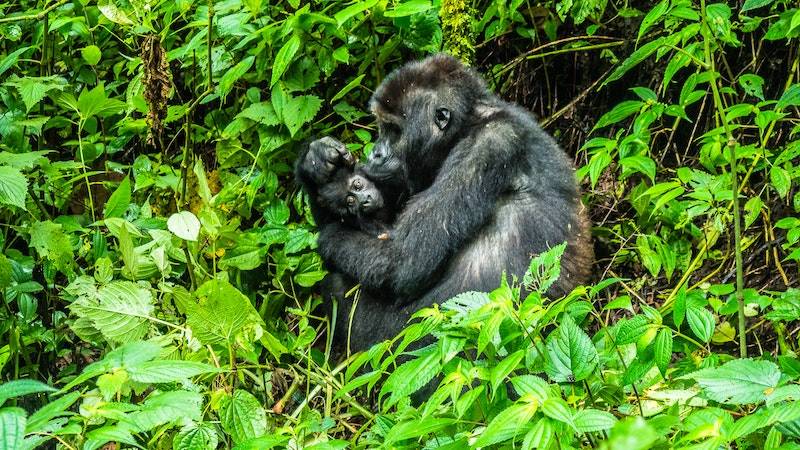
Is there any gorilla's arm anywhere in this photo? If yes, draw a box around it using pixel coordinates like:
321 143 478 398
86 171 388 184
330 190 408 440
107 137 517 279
318 124 522 298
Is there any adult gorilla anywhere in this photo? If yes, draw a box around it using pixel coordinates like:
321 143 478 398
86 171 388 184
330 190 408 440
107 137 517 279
296 54 592 353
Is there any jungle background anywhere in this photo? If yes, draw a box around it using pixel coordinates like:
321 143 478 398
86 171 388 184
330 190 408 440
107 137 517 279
0 0 799 448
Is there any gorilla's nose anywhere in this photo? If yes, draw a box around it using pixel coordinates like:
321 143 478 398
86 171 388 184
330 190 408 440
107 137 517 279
371 146 388 165
361 194 373 206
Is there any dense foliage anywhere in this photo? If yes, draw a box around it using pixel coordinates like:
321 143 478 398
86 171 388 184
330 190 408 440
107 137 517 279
0 0 799 448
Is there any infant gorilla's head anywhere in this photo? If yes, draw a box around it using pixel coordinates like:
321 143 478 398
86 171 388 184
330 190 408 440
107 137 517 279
317 168 384 220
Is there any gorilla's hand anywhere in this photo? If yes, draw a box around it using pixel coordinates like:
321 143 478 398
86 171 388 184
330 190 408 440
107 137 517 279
299 137 355 186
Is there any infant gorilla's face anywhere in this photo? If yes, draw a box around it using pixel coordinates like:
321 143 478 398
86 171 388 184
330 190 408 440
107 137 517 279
318 172 384 218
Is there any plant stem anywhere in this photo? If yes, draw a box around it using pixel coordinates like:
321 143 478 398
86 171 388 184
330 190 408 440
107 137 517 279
0 0 68 24
699 0 746 358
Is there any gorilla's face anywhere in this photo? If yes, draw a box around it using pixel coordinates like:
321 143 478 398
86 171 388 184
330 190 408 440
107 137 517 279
317 170 384 219
368 89 464 190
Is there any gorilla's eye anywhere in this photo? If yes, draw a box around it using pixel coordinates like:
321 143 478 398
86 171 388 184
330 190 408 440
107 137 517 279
434 107 451 130
346 195 356 207
352 179 363 191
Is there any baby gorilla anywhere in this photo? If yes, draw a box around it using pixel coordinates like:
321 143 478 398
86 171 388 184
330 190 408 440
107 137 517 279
315 167 400 240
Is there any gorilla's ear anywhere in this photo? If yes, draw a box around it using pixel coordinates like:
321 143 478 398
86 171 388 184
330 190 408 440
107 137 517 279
434 107 450 130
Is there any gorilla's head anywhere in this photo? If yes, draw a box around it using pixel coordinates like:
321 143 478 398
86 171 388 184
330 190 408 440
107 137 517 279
367 54 489 189
317 168 385 220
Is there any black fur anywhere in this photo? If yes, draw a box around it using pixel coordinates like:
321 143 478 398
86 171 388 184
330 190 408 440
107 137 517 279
296 54 592 354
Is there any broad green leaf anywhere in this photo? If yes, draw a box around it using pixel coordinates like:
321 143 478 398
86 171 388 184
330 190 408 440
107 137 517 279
174 422 219 450
98 0 135 25
26 391 79 433
0 408 25 450
271 35 302 87
573 409 617 432
545 314 599 382
742 0 774 11
331 74 365 103
0 166 27 209
81 45 102 65
523 242 566 294
218 56 254 99
473 402 537 447
592 100 643 131
542 398 574 425
69 281 155 344
615 315 650 345
335 0 379 25
168 211 201 241
523 419 554 449
29 220 73 273
384 418 456 445
381 352 441 407
384 0 433 17
0 47 31 78
620 155 656 183
490 350 525 397
127 360 220 383
603 417 658 450
77 85 126 120
4 75 66 111
638 0 669 40
186 279 262 346
777 83 800 109
654 328 673 376
770 166 791 198
686 306 714 342
283 95 322 137
104 176 131 219
510 375 549 401
0 380 55 407
219 390 267 444
687 359 781 405
125 390 202 433
603 36 670 86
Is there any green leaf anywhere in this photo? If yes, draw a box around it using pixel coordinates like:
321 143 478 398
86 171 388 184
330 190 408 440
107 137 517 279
69 281 155 344
604 37 667 86
687 359 781 405
381 351 441 407
0 407 25 450
125 390 202 433
384 0 433 17
0 166 27 209
219 390 267 444
523 242 567 294
77 84 125 120
0 380 56 407
283 95 322 137
542 398 574 425
777 83 800 109
4 75 66 112
473 402 538 447
637 0 669 41
127 360 220 383
168 211 201 241
81 45 102 65
545 314 599 382
770 166 791 198
592 100 643 131
384 418 456 445
271 35 302 87
218 56 254 99
98 0 135 25
573 409 617 432
186 279 262 346
490 350 525 397
104 176 131 219
174 422 219 450
0 47 31 78
742 0 775 11
29 220 73 273
653 328 672 376
615 315 650 345
620 155 656 183
331 74 365 103
26 391 80 433
686 306 714 342
334 0 379 25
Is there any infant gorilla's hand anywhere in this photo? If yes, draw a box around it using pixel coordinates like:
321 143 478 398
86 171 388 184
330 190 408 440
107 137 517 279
377 232 390 241
302 137 355 185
